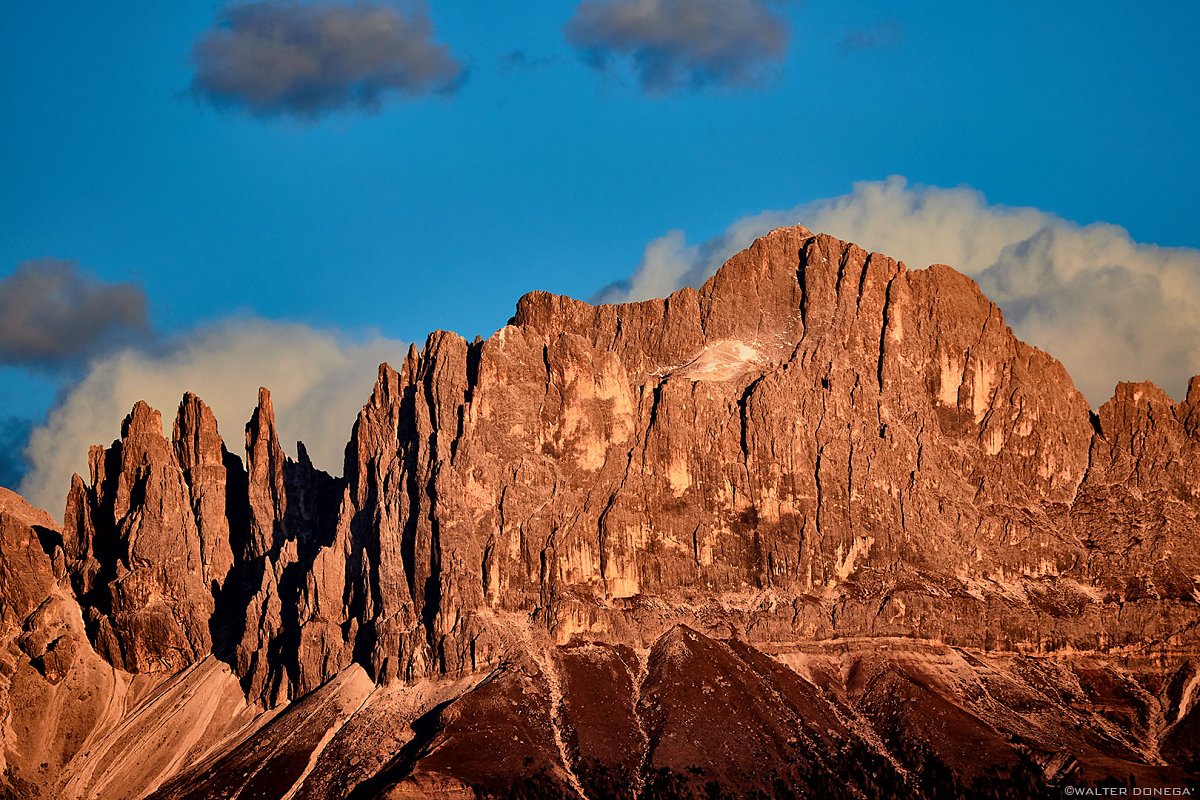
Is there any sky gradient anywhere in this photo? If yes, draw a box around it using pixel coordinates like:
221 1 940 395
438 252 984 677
2 1 1199 511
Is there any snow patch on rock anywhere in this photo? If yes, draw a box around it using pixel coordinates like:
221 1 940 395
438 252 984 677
662 340 767 383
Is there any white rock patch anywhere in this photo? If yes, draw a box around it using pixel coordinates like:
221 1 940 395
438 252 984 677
669 340 766 383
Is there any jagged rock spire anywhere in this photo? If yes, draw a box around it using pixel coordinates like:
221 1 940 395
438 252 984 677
245 386 287 559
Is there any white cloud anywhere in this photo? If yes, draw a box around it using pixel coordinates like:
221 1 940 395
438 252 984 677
598 176 1200 407
21 319 404 518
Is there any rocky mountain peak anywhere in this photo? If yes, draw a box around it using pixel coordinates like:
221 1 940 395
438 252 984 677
4 226 1198 797
245 386 286 559
172 391 223 470
0 485 56 532
120 399 161 439
54 227 1200 682
1182 374 1200 436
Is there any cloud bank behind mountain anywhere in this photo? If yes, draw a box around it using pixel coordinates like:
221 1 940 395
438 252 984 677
597 177 1200 406
20 319 403 515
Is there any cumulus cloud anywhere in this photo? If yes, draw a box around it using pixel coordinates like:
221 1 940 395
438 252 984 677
0 260 149 369
190 0 465 119
564 0 790 93
20 319 404 516
597 176 1200 405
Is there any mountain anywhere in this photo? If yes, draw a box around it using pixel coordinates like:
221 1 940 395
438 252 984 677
1 226 1198 798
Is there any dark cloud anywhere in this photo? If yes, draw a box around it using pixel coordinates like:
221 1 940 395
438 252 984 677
564 0 790 93
0 417 31 490
190 0 465 119
840 20 904 53
0 260 149 369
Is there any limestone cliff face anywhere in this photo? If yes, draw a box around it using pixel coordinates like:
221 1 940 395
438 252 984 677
62 400 220 673
0 488 119 800
57 227 1200 695
9 226 1198 797
62 389 338 697
295 226 1195 689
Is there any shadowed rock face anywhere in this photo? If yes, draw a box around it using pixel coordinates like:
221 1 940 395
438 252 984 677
0 488 119 800
2 227 1199 797
61 388 341 699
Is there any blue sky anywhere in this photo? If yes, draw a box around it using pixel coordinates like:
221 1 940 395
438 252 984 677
3 1 1200 507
